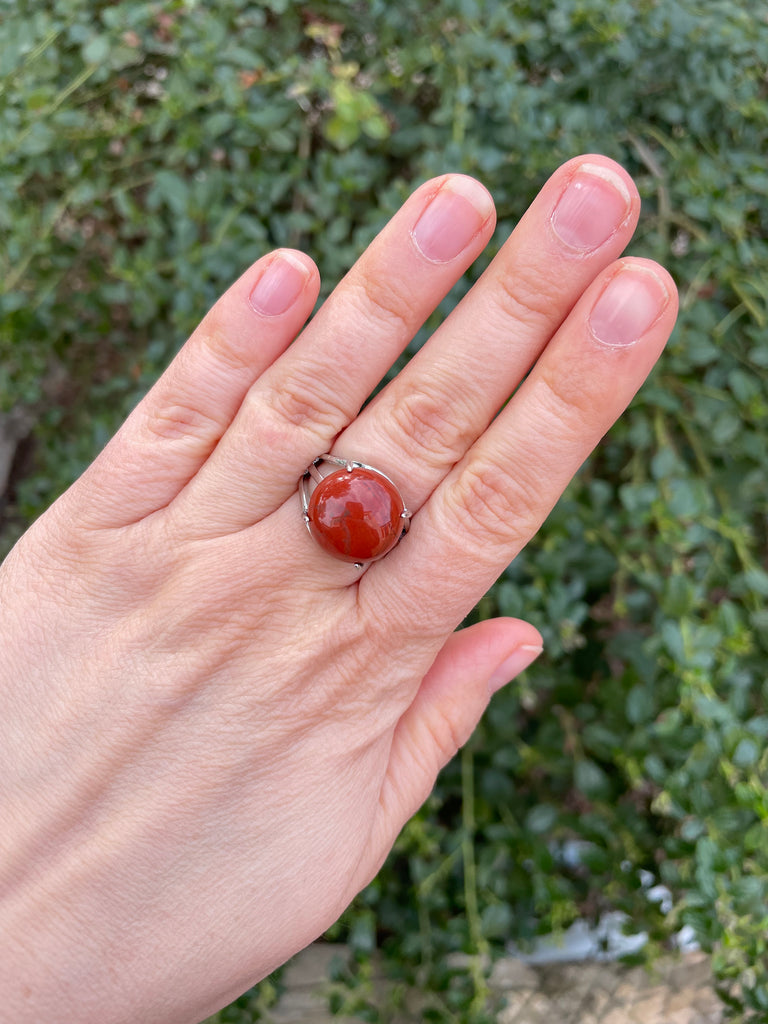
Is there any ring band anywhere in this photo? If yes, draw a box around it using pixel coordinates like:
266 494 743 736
300 455 411 567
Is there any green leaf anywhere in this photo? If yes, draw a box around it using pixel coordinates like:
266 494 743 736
82 34 111 65
480 902 513 939
525 804 558 834
732 738 760 768
348 910 377 955
626 685 655 725
574 759 612 800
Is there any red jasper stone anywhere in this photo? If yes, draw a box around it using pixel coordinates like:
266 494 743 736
307 467 405 563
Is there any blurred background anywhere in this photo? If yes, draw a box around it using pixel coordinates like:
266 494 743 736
1 1 767 1020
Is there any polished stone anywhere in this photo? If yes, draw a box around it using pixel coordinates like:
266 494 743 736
308 467 405 563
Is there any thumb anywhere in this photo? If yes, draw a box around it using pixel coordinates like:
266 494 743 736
374 617 542 854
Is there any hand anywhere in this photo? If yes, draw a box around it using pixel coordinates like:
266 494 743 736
0 155 677 1023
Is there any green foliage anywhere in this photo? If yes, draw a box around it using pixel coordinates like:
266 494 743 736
2 0 768 1019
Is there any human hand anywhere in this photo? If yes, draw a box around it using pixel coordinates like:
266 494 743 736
0 155 677 1023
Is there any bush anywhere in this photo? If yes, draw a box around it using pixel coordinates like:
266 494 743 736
2 0 767 1019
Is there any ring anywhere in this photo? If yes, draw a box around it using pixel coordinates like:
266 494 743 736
300 455 411 567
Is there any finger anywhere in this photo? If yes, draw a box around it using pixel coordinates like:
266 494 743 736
370 618 542 858
335 155 640 507
365 257 679 634
282 156 640 585
172 174 496 533
65 249 320 528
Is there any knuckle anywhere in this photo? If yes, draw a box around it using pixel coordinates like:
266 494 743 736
197 318 253 374
426 704 471 768
141 399 223 447
388 379 476 470
533 358 602 425
444 457 541 554
257 369 352 438
492 264 561 329
348 271 414 337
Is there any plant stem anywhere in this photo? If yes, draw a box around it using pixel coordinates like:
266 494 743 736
461 745 490 1016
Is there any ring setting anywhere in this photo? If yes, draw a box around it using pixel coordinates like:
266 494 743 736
300 455 411 568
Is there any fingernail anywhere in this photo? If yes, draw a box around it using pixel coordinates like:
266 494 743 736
412 179 493 263
551 163 631 252
249 252 310 316
589 265 670 348
488 644 543 695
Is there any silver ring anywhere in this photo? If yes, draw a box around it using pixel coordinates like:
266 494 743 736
300 455 411 568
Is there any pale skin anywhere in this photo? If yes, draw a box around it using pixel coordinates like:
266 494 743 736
0 155 678 1022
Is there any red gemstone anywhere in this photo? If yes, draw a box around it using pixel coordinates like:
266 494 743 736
307 467 405 563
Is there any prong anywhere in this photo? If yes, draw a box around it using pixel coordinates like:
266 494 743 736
299 476 312 515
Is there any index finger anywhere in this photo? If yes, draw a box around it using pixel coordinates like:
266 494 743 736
365 256 678 635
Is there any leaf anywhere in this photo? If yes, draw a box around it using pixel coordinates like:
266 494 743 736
525 804 558 834
574 759 612 800
82 34 111 65
480 902 513 939
626 685 655 725
732 738 759 768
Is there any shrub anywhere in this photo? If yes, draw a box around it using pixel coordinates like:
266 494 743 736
2 0 767 1019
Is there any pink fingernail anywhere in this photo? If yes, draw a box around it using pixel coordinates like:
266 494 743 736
249 252 310 317
488 644 543 695
589 266 670 348
411 179 494 263
551 163 632 252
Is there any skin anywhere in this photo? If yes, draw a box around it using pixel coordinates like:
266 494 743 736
0 155 677 1023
